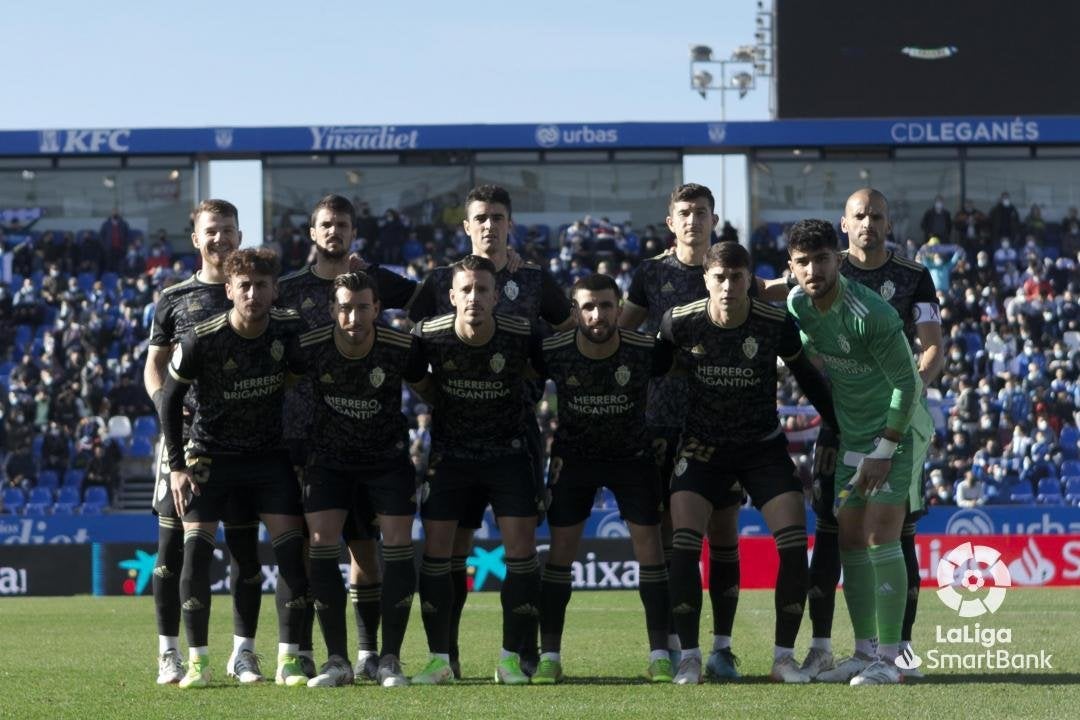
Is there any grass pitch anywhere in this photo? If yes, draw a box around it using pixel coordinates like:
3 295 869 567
2 588 1076 719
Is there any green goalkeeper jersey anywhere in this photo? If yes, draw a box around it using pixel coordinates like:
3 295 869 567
787 274 925 446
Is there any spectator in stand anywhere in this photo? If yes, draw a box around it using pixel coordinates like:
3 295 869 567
926 468 953 506
954 471 985 508
40 420 69 473
377 209 406 265
919 238 963 293
4 440 36 491
83 438 119 504
1062 207 1080 257
719 220 738 244
990 192 1021 244
99 208 131 272
1024 205 1046 240
954 198 986 249
921 195 952 243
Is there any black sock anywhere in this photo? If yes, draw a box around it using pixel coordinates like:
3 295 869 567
638 564 671 652
502 554 539 653
670 528 704 651
663 542 675 638
180 528 216 648
349 582 381 653
773 525 809 649
271 529 309 646
380 544 416 658
901 523 920 643
539 563 572 653
153 518 184 638
708 542 739 638
309 544 347 659
224 522 262 640
447 555 468 662
807 518 840 639
419 555 452 654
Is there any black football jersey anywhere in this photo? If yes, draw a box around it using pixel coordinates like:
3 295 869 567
839 251 939 350
407 262 570 327
168 308 303 457
537 328 672 461
660 298 802 446
413 313 541 461
297 324 427 464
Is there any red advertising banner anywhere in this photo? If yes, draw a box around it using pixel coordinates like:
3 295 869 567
703 534 1080 589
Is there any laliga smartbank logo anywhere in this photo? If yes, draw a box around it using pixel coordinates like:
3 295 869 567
894 542 1052 672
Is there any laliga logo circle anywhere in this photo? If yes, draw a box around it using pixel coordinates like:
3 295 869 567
535 125 560 148
936 541 1012 617
944 508 995 535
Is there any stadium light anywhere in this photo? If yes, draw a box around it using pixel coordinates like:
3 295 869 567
690 44 714 62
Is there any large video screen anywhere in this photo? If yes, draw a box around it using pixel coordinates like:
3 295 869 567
776 0 1080 118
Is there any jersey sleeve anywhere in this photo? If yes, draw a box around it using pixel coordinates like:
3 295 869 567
406 276 437 322
866 311 922 435
167 331 199 385
658 307 676 344
149 296 176 347
374 266 419 310
402 337 429 384
778 313 804 360
539 271 572 325
912 268 941 325
627 264 650 308
651 337 675 376
285 328 307 376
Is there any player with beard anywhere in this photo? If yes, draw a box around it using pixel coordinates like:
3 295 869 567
619 183 743 677
296 272 427 687
278 194 417 680
159 248 311 689
409 254 545 686
407 185 571 677
786 219 933 686
764 189 942 679
531 273 674 684
144 199 266 685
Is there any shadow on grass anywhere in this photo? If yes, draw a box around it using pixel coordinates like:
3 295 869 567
915 673 1080 685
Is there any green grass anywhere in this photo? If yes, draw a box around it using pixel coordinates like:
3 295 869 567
3 588 1076 719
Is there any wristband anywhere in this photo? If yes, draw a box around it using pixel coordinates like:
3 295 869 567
867 438 898 460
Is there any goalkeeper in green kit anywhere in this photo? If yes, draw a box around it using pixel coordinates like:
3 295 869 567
785 219 933 686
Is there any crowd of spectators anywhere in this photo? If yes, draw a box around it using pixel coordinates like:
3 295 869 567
3 191 1079 515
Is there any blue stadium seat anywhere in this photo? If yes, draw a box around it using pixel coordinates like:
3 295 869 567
1009 484 1035 504
755 262 778 280
80 502 104 516
0 360 15 376
1059 426 1079 460
1064 476 1080 505
28 487 53 505
36 470 59 491
14 324 32 348
1 487 25 514
52 502 76 516
1060 460 1080 478
57 486 81 506
32 435 44 457
128 436 155 459
101 271 119 290
132 415 159 438
62 469 85 489
77 272 95 293
1037 478 1064 505
24 502 50 516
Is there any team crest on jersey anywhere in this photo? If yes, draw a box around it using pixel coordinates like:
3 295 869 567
490 353 506 373
302 297 316 311
674 457 688 476
615 365 631 386
690 344 706 357
223 358 238 372
271 340 284 361
880 280 896 301
567 375 580 387
320 373 334 384
837 335 851 353
661 281 676 295
503 279 520 301
742 336 758 359
369 367 386 388
188 300 202 312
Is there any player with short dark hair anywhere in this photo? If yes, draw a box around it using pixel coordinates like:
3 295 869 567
409 254 545 686
144 199 267 685
764 189 942 679
786 219 934 686
660 240 837 685
619 183 743 675
531 273 675 684
407 185 572 677
158 247 311 689
295 271 428 687
278 194 418 680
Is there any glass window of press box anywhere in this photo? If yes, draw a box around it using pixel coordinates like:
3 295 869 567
263 152 682 243
0 157 196 250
